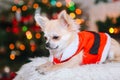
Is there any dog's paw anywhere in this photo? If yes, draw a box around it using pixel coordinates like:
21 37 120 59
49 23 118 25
35 66 46 75
35 62 53 75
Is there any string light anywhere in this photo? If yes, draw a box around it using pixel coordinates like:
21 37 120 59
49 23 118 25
9 43 15 50
68 1 75 7
10 53 15 60
42 0 48 4
75 18 81 24
26 31 32 39
33 3 39 9
69 5 75 11
19 44 25 51
114 28 119 34
109 27 114 34
22 5 28 11
56 1 62 7
22 26 28 32
75 8 82 15
35 32 41 39
50 0 56 6
31 45 36 52
12 5 17 12
75 18 85 24
109 27 119 34
69 12 76 19
30 40 36 52
4 66 10 73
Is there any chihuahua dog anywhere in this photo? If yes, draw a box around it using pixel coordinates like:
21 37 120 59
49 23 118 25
34 10 120 74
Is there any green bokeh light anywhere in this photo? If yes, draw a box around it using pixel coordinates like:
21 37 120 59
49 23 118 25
22 26 28 32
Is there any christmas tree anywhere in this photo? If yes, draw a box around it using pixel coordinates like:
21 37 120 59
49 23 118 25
0 0 85 79
96 16 120 38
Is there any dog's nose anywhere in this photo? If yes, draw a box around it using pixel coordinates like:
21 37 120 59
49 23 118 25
45 42 50 48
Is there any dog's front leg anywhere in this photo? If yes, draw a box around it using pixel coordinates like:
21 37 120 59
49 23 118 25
36 62 64 75
36 61 53 75
36 50 83 74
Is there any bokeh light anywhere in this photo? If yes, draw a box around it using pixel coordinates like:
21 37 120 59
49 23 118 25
42 0 48 4
26 31 32 39
56 1 62 7
4 66 10 73
22 5 28 11
75 8 82 15
33 3 39 9
10 53 15 60
114 28 119 34
31 45 36 52
109 27 114 34
9 43 15 50
22 26 28 32
69 12 76 19
50 0 56 6
75 18 85 24
19 44 25 51
35 32 41 39
12 5 17 12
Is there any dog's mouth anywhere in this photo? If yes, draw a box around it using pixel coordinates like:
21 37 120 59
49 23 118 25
46 46 59 50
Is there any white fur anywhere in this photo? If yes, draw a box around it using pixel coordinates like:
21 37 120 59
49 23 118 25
14 57 120 80
14 10 120 79
99 33 111 63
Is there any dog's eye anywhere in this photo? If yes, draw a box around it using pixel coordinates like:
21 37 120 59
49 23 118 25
53 36 59 40
44 36 47 40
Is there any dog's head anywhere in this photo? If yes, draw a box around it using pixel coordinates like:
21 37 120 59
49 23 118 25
35 10 80 51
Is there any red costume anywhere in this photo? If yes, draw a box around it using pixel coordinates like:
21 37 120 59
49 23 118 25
52 31 111 65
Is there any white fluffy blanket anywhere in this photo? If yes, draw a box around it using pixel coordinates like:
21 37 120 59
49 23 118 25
14 57 120 80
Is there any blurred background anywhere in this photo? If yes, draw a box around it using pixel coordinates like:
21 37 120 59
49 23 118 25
0 0 120 79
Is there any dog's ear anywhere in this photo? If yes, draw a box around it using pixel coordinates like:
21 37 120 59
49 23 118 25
34 14 48 30
58 10 80 32
58 10 70 26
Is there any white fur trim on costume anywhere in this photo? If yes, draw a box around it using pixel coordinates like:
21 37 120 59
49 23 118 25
61 34 79 61
99 33 111 63
49 55 54 62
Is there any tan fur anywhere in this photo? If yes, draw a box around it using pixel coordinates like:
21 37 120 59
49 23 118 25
34 10 120 74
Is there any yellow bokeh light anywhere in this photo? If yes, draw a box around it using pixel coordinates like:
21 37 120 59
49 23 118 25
26 31 32 39
69 13 76 19
109 27 114 34
10 54 15 60
75 18 84 24
56 2 62 7
9 43 15 50
27 35 32 39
